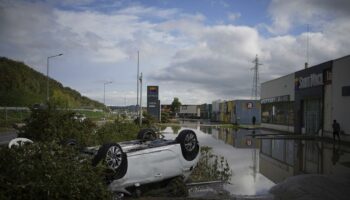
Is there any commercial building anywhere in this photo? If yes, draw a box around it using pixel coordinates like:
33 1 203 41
219 101 234 123
231 100 261 125
294 61 331 135
179 105 200 118
211 100 222 122
146 86 160 122
261 55 350 136
324 55 350 136
200 103 212 119
261 73 295 132
212 99 260 125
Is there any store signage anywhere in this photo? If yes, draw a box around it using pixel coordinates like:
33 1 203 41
247 102 253 109
298 73 323 89
261 95 289 104
147 86 158 97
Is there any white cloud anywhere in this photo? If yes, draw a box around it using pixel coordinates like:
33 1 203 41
267 0 350 34
1 0 350 105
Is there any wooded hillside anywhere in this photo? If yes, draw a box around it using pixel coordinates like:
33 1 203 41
0 57 104 108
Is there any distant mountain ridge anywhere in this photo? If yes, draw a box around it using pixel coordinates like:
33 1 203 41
0 57 104 108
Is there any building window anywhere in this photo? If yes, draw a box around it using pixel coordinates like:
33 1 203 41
262 101 294 125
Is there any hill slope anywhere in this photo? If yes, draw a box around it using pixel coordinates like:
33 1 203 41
0 57 104 108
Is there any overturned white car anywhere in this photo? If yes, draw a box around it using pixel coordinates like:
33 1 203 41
85 129 200 195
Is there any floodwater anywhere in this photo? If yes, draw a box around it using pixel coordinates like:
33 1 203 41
162 121 350 197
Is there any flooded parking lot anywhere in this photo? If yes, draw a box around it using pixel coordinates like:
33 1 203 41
197 127 274 196
162 121 350 198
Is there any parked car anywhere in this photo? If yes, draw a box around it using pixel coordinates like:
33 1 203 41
86 128 200 196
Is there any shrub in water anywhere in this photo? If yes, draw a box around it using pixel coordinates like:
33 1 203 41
190 146 232 182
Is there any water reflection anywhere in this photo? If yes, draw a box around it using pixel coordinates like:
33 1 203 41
200 127 260 149
260 134 350 183
195 127 274 195
186 125 350 196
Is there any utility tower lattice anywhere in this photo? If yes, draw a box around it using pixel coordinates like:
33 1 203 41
251 55 262 100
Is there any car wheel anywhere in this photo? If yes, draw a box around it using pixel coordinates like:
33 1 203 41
92 143 128 180
176 130 199 161
62 139 78 146
137 128 157 141
8 137 33 149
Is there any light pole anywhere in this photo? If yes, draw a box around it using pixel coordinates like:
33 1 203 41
136 51 140 116
47 53 63 102
139 72 143 126
103 81 112 105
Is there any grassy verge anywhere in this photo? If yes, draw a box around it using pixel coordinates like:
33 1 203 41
78 110 106 121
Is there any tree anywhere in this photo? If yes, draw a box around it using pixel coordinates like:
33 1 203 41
171 97 181 114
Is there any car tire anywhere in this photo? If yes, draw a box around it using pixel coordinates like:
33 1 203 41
8 137 33 149
92 143 128 180
137 128 157 141
62 139 78 146
175 130 199 161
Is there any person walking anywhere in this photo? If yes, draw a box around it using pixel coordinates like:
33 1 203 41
252 116 256 126
332 120 341 142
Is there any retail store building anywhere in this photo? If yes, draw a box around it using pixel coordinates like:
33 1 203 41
179 105 200 118
231 100 261 125
261 55 350 136
261 73 295 132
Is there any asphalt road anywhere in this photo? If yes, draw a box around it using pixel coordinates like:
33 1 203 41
0 130 17 145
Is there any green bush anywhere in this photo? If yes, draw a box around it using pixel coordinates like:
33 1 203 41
190 146 232 182
0 142 111 200
18 104 96 146
160 112 170 123
95 119 140 144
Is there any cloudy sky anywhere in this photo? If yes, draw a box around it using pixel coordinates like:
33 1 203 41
1 0 350 106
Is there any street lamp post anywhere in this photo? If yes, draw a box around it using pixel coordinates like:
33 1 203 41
103 81 112 105
47 53 63 102
139 73 143 126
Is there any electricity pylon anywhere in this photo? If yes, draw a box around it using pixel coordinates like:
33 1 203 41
251 55 262 100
